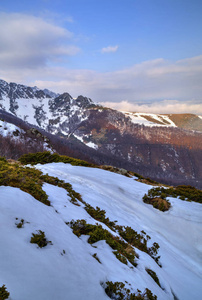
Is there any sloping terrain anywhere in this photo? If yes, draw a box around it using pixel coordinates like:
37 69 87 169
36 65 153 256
168 114 202 132
0 78 202 189
122 112 202 131
0 160 202 300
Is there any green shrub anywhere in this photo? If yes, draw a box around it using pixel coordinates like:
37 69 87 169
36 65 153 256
0 160 50 205
69 220 138 267
84 204 116 230
40 174 82 205
16 219 24 228
113 251 128 265
143 185 202 205
143 194 171 212
0 158 85 207
0 156 7 163
146 269 161 288
103 281 157 300
117 225 160 265
30 230 52 248
19 151 95 167
0 284 10 300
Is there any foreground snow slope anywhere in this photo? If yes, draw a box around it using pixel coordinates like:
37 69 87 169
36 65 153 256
0 163 202 300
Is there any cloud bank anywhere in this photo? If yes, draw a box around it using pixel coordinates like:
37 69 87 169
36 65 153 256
0 12 202 114
100 100 202 115
0 12 79 69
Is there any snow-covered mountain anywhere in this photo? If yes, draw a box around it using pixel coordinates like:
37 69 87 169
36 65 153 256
0 161 202 300
0 117 53 158
0 79 94 135
122 111 202 132
1 79 202 135
0 78 202 189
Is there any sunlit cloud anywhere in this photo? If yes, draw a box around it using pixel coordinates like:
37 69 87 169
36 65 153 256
99 100 202 115
0 13 201 115
0 12 80 69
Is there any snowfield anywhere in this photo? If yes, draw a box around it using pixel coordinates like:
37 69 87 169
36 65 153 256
121 112 177 127
0 163 202 300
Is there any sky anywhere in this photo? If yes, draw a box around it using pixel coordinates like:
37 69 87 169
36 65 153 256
0 0 202 113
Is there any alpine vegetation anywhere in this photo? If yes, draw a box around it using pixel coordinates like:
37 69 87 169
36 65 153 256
0 156 201 299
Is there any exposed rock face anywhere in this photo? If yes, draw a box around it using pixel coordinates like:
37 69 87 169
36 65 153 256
0 79 94 135
0 78 202 189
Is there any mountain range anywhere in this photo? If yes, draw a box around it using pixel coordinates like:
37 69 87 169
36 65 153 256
0 78 202 189
0 79 202 300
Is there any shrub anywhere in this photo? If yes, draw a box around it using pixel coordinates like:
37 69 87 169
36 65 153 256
84 204 116 230
143 185 202 206
69 219 138 267
113 251 128 265
146 269 161 288
40 174 82 205
0 159 50 206
16 219 24 228
143 194 171 212
0 284 10 300
117 225 160 265
0 156 7 163
103 281 157 300
0 158 85 207
30 230 52 248
19 151 95 167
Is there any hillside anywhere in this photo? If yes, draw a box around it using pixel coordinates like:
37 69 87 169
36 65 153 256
122 112 202 131
0 79 202 189
0 157 202 300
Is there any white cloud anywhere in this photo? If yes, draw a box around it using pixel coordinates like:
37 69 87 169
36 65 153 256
0 13 80 69
99 100 202 115
0 13 201 116
101 45 119 53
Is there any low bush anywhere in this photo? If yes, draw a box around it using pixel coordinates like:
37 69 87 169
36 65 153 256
143 195 171 212
16 219 24 228
69 219 138 267
0 157 84 207
30 230 52 248
40 174 82 205
103 281 157 300
75 202 160 265
117 226 160 265
19 151 95 167
146 269 161 288
143 185 202 205
84 204 116 230
0 159 50 205
113 251 128 265
0 284 10 300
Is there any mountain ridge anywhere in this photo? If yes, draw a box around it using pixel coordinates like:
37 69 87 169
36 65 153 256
0 78 202 189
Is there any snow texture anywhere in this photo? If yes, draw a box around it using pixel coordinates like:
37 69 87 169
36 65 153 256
122 112 177 127
0 163 202 300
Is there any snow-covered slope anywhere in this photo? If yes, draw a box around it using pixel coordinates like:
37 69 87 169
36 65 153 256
122 112 177 127
0 119 52 153
0 79 94 136
0 163 201 300
122 111 202 131
0 119 25 138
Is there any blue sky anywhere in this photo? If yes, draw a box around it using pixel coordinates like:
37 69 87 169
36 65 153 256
0 0 202 113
